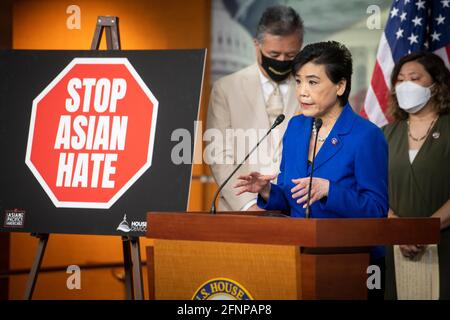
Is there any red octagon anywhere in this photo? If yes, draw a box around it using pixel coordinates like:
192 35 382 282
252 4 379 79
25 58 158 209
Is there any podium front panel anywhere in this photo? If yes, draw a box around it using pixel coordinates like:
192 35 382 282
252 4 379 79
147 240 301 300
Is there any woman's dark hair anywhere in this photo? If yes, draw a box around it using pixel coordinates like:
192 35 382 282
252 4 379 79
292 41 353 106
389 52 450 120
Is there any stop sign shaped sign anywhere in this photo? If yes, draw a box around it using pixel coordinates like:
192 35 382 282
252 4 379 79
25 58 158 209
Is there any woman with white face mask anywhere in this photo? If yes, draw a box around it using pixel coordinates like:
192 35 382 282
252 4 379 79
383 52 450 300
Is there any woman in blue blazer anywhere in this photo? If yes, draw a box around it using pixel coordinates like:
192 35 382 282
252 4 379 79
235 41 389 299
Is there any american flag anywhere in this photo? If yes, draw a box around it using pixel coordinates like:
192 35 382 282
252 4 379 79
362 0 450 126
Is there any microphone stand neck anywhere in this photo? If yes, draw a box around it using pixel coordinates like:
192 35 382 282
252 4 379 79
305 127 320 219
210 128 273 214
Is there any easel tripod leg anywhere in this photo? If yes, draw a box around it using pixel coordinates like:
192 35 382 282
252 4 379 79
130 238 144 300
24 233 49 300
121 236 134 300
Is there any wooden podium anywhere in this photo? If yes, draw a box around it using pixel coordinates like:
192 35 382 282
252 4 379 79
145 212 440 300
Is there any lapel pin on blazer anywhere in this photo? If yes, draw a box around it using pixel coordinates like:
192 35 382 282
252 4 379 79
432 132 440 139
331 137 339 145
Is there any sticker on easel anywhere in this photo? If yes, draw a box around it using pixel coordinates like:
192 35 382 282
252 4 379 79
116 214 147 233
3 209 26 228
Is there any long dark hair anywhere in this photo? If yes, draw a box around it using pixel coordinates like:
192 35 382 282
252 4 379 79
389 52 450 120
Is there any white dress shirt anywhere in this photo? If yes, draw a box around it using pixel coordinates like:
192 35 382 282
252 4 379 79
241 68 290 211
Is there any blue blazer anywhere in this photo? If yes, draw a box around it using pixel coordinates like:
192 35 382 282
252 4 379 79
257 104 389 257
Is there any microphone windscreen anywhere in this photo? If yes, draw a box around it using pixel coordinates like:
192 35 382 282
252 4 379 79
272 114 285 129
315 118 323 130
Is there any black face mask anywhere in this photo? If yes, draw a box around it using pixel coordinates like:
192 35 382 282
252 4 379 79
260 51 293 83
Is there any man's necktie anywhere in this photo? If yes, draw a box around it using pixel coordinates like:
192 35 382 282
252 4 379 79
266 82 284 126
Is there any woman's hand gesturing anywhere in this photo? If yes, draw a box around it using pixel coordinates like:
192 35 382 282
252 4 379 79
234 172 276 201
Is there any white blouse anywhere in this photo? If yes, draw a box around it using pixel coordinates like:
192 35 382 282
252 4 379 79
409 149 419 163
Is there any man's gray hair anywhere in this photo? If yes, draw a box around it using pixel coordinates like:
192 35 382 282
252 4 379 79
255 5 304 43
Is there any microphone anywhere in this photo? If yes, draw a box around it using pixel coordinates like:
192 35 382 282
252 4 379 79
210 114 285 214
271 114 285 130
305 118 322 219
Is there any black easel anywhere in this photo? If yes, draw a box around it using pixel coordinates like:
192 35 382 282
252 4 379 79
23 16 144 300
90 16 121 50
23 233 48 300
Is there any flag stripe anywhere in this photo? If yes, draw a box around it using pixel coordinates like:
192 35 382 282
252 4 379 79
434 45 450 69
377 33 395 89
365 86 388 126
446 45 450 65
370 62 391 116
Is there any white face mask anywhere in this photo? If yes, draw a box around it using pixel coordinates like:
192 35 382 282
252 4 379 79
395 81 433 114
